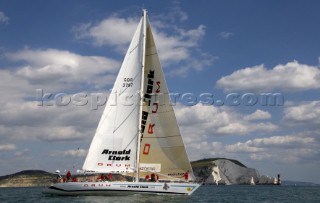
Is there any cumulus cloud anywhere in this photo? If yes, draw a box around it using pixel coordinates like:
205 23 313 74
175 104 278 137
6 49 119 89
225 134 319 163
72 9 215 76
216 60 320 92
0 11 9 24
227 135 315 151
72 17 139 48
51 149 87 157
0 144 16 151
185 130 319 164
0 47 118 144
0 100 103 142
173 104 278 160
244 109 271 121
283 101 320 125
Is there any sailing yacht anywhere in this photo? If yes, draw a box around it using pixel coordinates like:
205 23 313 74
44 10 200 195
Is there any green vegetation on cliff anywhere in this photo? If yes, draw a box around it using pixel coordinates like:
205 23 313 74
0 170 56 187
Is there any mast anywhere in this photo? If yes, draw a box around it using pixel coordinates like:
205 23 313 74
135 9 147 182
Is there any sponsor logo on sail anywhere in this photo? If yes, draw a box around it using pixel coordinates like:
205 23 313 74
101 149 131 161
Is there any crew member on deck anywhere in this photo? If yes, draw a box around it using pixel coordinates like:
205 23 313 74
145 174 150 182
184 171 189 182
72 176 77 182
66 170 71 181
108 173 113 181
151 173 155 182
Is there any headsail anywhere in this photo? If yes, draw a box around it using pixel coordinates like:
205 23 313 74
83 16 145 174
138 13 194 181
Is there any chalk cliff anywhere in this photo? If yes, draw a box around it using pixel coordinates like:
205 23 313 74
192 158 274 185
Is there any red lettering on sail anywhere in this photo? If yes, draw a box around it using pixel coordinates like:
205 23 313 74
107 163 112 166
156 81 161 93
98 163 103 166
148 123 155 134
143 144 151 155
152 103 158 113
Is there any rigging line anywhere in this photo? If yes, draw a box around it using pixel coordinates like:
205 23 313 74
145 52 157 56
110 132 139 166
129 44 139 54
143 135 181 139
123 131 140 151
112 104 138 133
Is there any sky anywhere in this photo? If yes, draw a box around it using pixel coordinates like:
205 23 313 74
0 0 319 183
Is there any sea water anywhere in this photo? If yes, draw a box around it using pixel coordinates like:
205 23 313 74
0 185 319 203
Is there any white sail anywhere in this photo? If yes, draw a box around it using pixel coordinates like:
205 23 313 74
250 177 255 185
83 17 145 173
138 14 194 181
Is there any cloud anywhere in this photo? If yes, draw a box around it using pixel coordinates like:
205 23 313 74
187 141 226 160
51 149 87 157
72 9 215 76
216 60 320 92
175 104 278 137
226 142 264 153
173 104 278 160
185 129 320 163
244 109 271 121
0 100 103 142
219 31 233 39
154 1 188 23
225 134 319 163
0 47 110 142
5 49 119 89
72 17 139 48
0 11 9 24
15 149 30 157
0 144 16 151
283 101 320 125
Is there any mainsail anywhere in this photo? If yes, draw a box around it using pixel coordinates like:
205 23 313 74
83 10 194 181
82 17 144 173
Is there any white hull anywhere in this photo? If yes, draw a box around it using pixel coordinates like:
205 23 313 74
43 181 200 196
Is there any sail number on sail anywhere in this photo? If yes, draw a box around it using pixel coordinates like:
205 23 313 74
123 78 133 87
